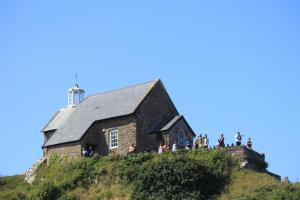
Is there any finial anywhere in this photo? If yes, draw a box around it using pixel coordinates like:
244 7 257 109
75 73 78 87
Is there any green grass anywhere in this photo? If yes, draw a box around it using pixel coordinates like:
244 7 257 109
0 175 30 200
218 169 300 200
0 150 299 200
218 169 280 200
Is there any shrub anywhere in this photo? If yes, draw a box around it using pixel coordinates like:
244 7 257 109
30 181 60 200
0 175 5 187
118 152 154 182
131 154 227 200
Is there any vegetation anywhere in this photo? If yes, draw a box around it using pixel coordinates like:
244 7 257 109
132 151 233 200
0 175 29 200
0 150 299 200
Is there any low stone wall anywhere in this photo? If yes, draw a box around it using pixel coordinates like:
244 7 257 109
225 146 267 171
45 142 81 158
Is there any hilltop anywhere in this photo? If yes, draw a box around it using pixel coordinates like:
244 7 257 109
1 149 299 200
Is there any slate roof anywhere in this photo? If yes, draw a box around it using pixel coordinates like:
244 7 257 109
160 115 183 131
42 108 73 132
149 115 196 136
43 80 159 147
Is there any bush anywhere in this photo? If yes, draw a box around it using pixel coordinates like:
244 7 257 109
131 154 227 200
118 152 154 182
34 156 99 191
0 175 5 187
30 181 60 200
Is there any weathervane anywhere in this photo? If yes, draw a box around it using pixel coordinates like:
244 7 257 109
75 73 78 86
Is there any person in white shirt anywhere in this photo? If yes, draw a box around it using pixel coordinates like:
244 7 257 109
172 143 177 152
158 144 163 154
235 132 243 146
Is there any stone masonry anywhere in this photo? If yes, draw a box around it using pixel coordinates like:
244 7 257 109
135 81 179 152
81 115 137 156
46 142 82 158
42 80 195 158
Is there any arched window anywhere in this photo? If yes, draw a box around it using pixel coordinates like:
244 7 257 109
178 129 185 145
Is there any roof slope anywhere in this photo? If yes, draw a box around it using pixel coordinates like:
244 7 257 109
160 115 182 131
43 80 159 147
42 108 73 132
149 115 196 136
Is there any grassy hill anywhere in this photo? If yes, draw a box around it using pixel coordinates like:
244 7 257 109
1 150 299 200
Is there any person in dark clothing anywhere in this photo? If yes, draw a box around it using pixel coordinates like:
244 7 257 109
235 132 243 146
247 138 253 149
218 133 225 148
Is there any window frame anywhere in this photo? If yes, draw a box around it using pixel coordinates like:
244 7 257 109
109 129 119 149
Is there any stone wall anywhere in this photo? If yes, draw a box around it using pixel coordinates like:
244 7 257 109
226 146 267 171
45 142 81 158
167 117 194 148
147 117 195 152
135 80 179 152
81 115 137 156
43 80 183 157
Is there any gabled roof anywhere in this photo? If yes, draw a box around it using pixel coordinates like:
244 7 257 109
149 115 196 136
160 115 182 131
43 80 159 147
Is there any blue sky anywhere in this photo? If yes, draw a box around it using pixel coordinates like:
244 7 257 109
0 1 299 182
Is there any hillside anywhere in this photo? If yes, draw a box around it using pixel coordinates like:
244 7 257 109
1 150 299 200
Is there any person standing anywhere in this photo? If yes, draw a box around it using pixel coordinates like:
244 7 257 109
200 134 205 149
172 143 177 152
158 144 163 154
218 133 225 148
194 135 200 149
247 138 252 149
203 134 209 149
235 132 243 146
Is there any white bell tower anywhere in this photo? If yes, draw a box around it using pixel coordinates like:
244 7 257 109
68 74 85 107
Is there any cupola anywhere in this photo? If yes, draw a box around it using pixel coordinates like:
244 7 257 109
67 75 85 107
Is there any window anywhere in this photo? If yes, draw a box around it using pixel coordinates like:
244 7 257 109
178 129 185 145
68 91 73 106
109 129 118 149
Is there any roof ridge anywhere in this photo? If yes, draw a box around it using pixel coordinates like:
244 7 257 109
86 79 160 99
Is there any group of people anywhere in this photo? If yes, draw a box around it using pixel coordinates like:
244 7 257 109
82 145 94 157
215 132 253 149
84 132 253 157
158 143 187 153
234 132 253 149
157 132 253 154
194 134 209 149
